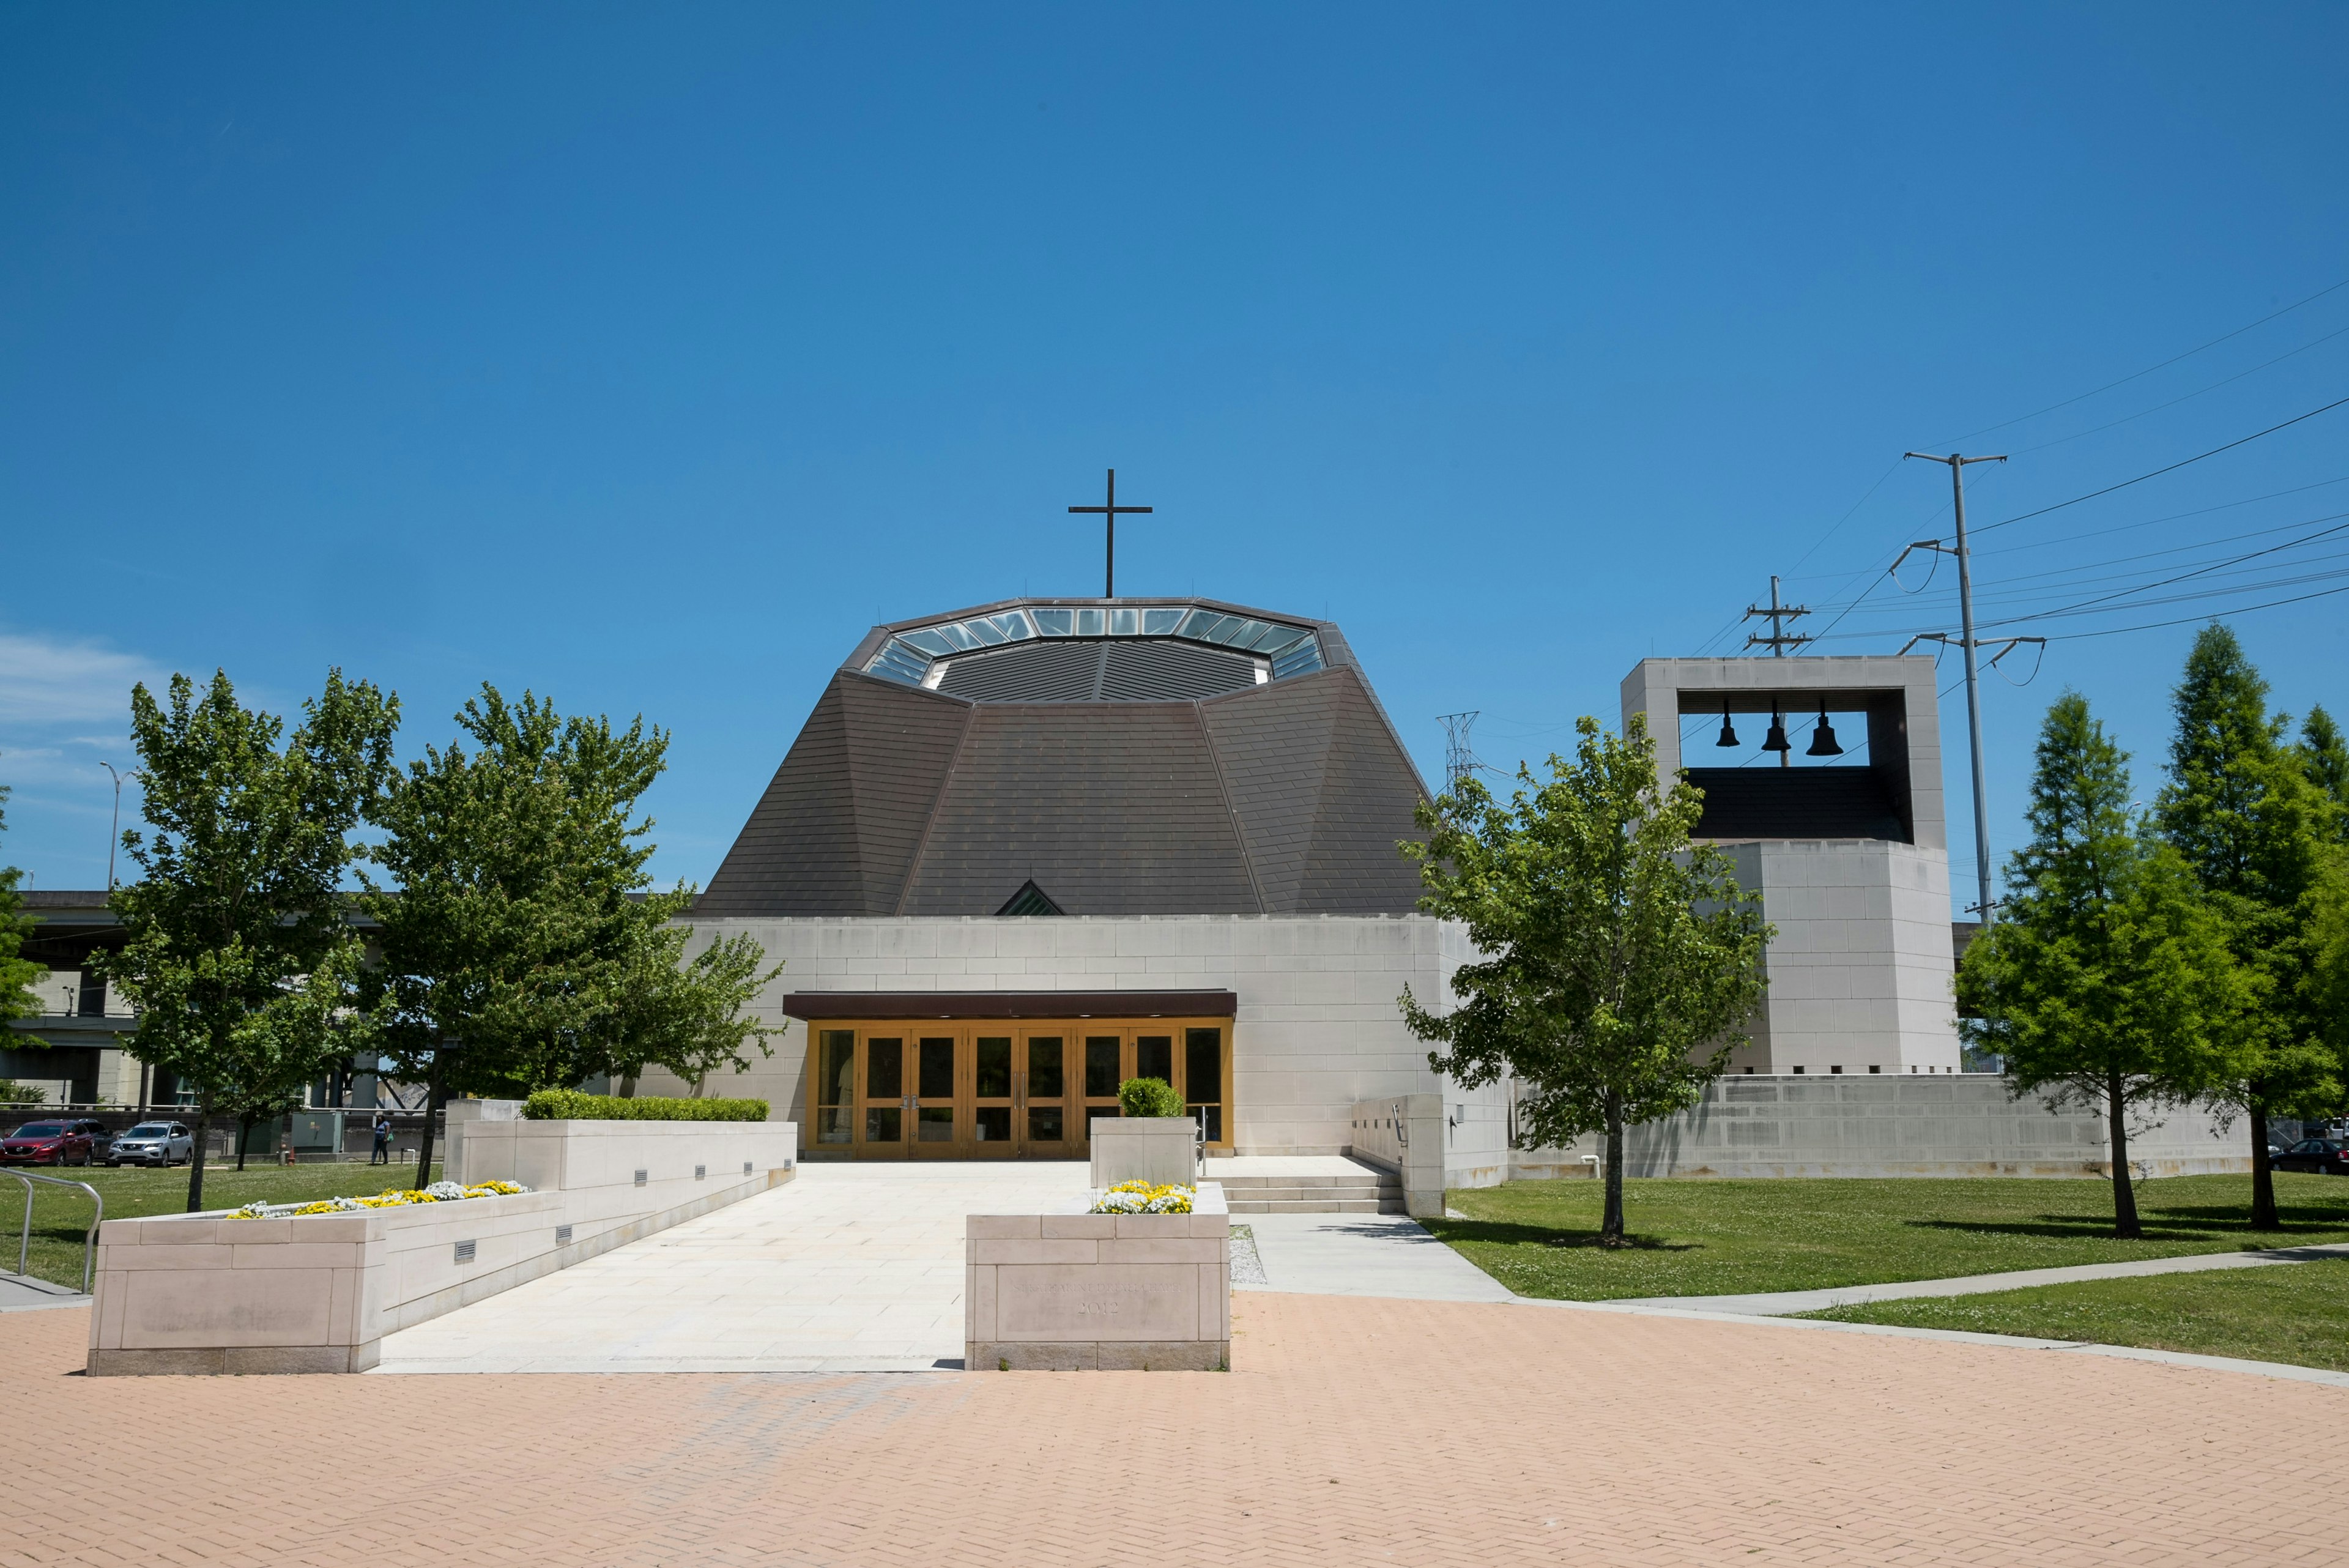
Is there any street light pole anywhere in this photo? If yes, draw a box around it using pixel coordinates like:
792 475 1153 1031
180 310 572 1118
99 762 124 891
1902 452 2006 922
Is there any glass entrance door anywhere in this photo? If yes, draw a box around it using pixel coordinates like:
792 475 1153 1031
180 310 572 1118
1020 1034 1072 1156
971 1035 1015 1157
806 1018 1229 1159
912 1036 958 1156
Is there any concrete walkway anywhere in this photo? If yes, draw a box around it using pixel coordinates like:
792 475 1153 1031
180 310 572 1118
1612 1241 2349 1317
1238 1213 1515 1302
0 1270 86 1312
374 1159 1089 1374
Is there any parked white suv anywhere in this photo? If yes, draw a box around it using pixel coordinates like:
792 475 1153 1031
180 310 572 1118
105 1122 193 1167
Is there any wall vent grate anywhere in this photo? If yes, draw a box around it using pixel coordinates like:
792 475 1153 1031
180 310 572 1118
695 1164 707 1180
634 1169 648 1187
453 1239 476 1264
555 1224 573 1246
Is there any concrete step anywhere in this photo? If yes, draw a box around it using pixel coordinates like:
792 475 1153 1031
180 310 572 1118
1213 1184 1392 1204
1225 1197 1405 1215
1209 1173 1401 1191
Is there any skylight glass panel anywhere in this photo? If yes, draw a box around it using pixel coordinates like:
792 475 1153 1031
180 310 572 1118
1271 641 1324 678
1109 608 1140 636
1075 608 1104 636
1033 609 1072 636
869 641 929 685
990 612 1034 640
1142 608 1183 634
900 630 956 656
963 617 1008 646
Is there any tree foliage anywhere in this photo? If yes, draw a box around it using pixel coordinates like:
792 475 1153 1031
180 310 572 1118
2150 625 2337 1227
363 686 779 1170
1958 692 2254 1238
100 671 398 1211
1399 713 1769 1244
2299 705 2349 838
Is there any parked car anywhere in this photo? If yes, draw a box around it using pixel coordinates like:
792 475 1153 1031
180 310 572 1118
104 1121 193 1167
1 1118 105 1166
2271 1138 2349 1175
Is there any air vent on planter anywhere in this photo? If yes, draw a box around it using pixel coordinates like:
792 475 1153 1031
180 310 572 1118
555 1224 573 1246
695 1164 707 1180
634 1169 648 1187
453 1239 476 1265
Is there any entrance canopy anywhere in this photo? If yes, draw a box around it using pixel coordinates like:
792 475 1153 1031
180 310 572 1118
782 989 1236 1020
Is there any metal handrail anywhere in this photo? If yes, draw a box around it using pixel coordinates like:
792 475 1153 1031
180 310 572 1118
4 1170 104 1295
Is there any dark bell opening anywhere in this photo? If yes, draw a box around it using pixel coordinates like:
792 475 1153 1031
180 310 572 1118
1761 707 1791 753
1715 698 1739 748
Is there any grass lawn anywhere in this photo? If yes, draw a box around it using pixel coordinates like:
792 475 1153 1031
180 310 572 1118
3 1159 442 1291
1803 1255 2349 1372
1427 1174 2349 1301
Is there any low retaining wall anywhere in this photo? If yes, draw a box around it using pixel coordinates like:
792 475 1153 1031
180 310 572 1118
1513 1076 2248 1180
1348 1095 1446 1218
87 1118 798 1375
966 1184 1230 1372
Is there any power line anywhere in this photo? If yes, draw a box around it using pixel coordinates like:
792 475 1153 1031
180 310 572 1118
1923 273 2349 448
2009 321 2349 455
1971 393 2349 537
2042 580 2349 641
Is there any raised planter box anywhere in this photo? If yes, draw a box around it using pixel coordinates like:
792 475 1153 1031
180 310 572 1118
86 1117 798 1376
965 1183 1228 1372
1088 1117 1199 1189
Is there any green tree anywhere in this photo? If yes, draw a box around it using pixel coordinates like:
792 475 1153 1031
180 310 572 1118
2299 705 2349 838
1399 714 1770 1245
1959 693 2254 1238
2151 625 2336 1229
99 671 398 1211
2309 850 2349 1118
605 924 782 1097
364 686 700 1175
0 763 48 1042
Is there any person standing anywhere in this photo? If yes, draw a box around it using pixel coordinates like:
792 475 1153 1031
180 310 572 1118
370 1113 392 1166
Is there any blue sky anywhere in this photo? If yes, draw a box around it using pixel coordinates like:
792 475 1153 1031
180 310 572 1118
3 4 2345 911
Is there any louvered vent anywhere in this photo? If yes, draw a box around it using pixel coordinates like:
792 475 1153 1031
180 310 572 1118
937 642 1104 702
1099 642 1258 701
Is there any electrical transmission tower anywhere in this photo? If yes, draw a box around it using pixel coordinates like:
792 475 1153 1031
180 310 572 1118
1437 712 1482 795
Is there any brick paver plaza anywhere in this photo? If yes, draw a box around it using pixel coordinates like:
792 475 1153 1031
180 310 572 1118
12 1267 2343 1567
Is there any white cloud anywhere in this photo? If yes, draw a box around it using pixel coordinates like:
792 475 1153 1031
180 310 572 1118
0 629 157 725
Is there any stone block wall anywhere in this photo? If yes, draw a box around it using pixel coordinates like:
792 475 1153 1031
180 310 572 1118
965 1191 1230 1372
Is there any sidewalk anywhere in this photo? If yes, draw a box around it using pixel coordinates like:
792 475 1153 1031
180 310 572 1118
1608 1241 2349 1317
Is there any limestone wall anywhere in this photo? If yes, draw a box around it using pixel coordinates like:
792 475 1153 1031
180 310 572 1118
1512 1076 2247 1180
645 915 1473 1156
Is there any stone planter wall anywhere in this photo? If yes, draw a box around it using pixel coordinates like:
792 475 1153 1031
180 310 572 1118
966 1183 1229 1372
87 1118 798 1376
1088 1117 1199 1189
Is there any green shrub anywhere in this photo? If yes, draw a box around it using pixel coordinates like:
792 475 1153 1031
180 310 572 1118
521 1090 770 1123
0 1080 48 1105
1117 1076 1186 1118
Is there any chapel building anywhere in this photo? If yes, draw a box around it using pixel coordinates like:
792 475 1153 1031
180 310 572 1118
669 597 1464 1158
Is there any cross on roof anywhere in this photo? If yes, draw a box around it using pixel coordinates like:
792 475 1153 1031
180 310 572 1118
1067 468 1152 598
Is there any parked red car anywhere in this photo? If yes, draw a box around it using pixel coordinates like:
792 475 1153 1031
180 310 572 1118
1 1119 104 1166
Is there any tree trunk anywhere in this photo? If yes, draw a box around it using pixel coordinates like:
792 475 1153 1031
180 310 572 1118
618 1074 637 1099
2247 1101 2279 1232
234 1112 251 1172
184 1104 212 1214
410 1055 447 1187
2106 1072 2140 1240
1600 1089 1627 1246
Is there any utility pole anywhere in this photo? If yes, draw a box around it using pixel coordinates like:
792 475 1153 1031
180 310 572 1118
1742 576 1812 655
1901 452 2006 923
1743 577 1812 768
100 762 124 891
